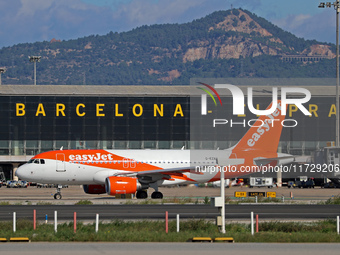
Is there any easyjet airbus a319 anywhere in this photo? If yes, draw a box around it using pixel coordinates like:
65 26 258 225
16 101 294 199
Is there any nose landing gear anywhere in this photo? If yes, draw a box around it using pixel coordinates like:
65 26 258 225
54 185 63 199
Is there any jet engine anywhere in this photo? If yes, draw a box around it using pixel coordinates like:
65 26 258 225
105 176 142 195
83 184 106 194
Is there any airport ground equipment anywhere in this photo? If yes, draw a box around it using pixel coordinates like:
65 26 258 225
313 147 340 186
249 177 275 188
0 167 6 186
0 168 6 183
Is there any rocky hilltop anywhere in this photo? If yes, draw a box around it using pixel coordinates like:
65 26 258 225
0 9 335 85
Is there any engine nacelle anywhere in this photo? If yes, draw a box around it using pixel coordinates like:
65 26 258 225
105 176 141 196
83 184 106 194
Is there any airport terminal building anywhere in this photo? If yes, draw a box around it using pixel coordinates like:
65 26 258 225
0 84 338 180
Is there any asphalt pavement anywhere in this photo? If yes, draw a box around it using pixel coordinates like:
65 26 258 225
1 204 340 221
0 243 340 255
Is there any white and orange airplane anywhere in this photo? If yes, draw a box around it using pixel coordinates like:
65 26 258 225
16 101 293 199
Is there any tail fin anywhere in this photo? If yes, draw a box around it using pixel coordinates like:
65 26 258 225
233 101 286 153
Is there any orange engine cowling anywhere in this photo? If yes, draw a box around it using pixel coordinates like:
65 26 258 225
105 176 141 195
83 184 106 194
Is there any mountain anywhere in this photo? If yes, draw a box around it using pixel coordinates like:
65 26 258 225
0 9 337 85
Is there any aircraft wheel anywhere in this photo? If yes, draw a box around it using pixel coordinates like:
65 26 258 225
136 190 148 199
54 193 62 199
151 191 163 199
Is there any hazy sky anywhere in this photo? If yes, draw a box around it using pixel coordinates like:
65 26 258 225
0 0 336 48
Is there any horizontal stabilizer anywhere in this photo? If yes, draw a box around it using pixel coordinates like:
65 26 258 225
254 156 295 166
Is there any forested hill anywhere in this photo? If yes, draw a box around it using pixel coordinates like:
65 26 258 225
0 9 337 85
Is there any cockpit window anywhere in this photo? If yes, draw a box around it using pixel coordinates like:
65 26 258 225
28 158 45 164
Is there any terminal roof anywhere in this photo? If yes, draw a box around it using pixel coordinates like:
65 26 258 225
0 85 336 97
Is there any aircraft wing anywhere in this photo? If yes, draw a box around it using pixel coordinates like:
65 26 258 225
114 166 203 177
94 166 206 184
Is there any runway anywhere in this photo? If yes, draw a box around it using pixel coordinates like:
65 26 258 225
1 186 340 204
1 204 340 221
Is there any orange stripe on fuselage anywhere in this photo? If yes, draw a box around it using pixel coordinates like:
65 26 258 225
33 149 196 182
33 150 162 172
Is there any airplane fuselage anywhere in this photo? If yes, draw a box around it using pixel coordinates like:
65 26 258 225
16 148 289 186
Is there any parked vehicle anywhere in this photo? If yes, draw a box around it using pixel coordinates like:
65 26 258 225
17 180 28 188
211 179 230 188
7 181 19 188
293 178 315 188
321 182 340 188
37 183 54 188
249 177 276 188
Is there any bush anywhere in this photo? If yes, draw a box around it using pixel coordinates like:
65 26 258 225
75 200 93 205
324 195 340 205
232 9 240 16
240 15 246 22
232 18 238 27
249 21 256 29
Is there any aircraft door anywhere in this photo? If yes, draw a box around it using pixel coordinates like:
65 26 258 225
123 158 129 168
56 153 66 172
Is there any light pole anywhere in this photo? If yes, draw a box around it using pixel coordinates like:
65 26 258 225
319 1 340 146
28 56 41 85
0 68 5 85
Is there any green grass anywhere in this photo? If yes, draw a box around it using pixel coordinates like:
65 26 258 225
122 197 202 205
36 201 54 205
323 195 340 205
75 200 93 205
122 196 282 205
226 196 283 204
1 219 340 242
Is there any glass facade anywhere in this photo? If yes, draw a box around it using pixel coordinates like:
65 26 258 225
0 94 337 156
190 95 337 155
1 95 190 155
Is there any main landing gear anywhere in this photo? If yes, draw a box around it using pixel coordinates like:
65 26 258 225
135 182 164 199
150 183 163 199
136 190 148 199
54 185 62 199
135 190 164 199
151 191 163 199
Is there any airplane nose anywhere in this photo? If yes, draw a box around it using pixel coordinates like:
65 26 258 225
15 165 26 179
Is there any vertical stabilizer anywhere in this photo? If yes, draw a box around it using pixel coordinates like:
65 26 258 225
233 101 286 153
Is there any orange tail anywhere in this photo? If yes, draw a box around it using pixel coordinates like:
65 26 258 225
233 100 286 153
